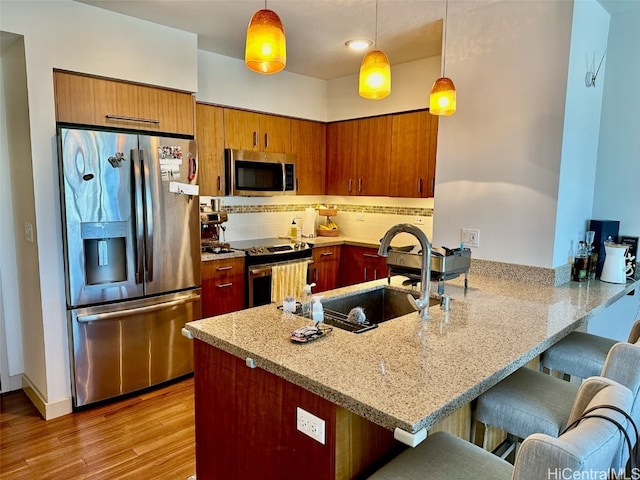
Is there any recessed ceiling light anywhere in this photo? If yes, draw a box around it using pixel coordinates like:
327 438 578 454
345 39 373 51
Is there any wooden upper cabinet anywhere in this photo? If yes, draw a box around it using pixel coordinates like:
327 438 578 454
390 110 438 198
326 117 391 196
196 103 225 196
325 120 358 195
261 114 291 153
223 108 291 153
356 116 392 196
291 119 326 195
53 70 195 136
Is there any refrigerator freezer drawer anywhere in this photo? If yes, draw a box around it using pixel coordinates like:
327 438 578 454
69 290 201 407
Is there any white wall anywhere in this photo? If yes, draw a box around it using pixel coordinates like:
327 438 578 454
432 0 574 268
1 0 198 416
554 0 610 266
592 8 640 239
197 50 327 121
327 56 442 121
0 33 27 393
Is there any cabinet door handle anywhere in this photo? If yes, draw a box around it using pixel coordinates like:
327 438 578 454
253 131 258 147
374 269 378 280
358 178 363 192
264 132 269 148
217 175 221 192
216 266 233 271
217 282 233 288
362 253 378 258
105 114 160 125
321 252 334 257
418 178 423 194
313 268 318 282
348 178 352 193
432 178 435 195
364 267 368 281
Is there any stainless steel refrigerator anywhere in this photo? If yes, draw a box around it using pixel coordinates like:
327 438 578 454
57 127 201 407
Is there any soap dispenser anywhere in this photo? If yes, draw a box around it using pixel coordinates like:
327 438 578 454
312 296 324 324
301 283 316 317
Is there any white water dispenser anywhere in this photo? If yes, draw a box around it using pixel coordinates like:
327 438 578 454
600 243 628 284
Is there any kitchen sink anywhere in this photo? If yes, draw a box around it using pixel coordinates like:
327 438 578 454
320 286 440 333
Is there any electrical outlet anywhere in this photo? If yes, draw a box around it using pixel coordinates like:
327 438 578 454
461 228 480 248
413 217 424 225
356 213 365 221
296 407 325 444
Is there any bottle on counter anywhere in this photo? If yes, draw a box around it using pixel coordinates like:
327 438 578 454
301 283 315 318
290 219 298 238
572 241 589 282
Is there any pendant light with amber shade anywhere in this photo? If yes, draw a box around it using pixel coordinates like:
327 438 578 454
245 1 286 74
359 1 391 99
430 0 456 115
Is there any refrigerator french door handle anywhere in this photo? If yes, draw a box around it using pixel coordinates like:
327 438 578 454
76 293 201 322
132 149 145 284
140 149 154 283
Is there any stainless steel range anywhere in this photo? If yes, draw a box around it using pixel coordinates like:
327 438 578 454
228 238 313 307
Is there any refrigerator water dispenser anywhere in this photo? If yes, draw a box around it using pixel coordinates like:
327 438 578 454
81 221 127 285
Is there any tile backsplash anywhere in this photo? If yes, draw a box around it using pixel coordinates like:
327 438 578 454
201 195 434 242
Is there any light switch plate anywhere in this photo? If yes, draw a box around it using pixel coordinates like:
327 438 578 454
461 228 480 248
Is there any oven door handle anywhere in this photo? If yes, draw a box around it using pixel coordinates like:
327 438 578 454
249 266 273 277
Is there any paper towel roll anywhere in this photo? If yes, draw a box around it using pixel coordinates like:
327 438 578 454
301 208 317 237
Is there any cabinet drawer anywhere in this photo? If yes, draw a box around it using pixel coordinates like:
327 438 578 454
202 257 245 317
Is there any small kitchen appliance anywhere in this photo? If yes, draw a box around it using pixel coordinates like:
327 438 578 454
600 243 629 284
200 201 229 252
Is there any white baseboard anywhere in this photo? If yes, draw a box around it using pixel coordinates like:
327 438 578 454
22 375 73 420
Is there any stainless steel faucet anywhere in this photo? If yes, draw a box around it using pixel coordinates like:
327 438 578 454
378 223 432 320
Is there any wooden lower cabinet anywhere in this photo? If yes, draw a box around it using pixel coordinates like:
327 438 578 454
194 341 401 480
201 257 245 317
339 246 389 287
310 245 341 292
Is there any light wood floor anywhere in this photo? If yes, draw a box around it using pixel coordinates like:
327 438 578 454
0 377 195 479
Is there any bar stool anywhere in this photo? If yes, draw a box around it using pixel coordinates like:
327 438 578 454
368 378 633 480
473 341 640 472
541 319 640 380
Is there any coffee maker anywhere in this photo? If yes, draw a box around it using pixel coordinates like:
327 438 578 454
200 199 229 252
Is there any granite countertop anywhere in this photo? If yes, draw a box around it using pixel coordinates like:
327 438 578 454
201 250 246 262
186 271 638 437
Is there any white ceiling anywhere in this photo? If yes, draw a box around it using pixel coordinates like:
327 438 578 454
76 0 446 80
75 0 634 81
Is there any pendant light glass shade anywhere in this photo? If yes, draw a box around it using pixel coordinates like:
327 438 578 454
359 50 391 99
245 9 286 74
430 0 456 116
429 77 456 116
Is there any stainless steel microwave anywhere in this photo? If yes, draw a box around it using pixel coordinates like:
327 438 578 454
224 149 296 196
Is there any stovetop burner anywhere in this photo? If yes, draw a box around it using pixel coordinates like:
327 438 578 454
227 237 311 257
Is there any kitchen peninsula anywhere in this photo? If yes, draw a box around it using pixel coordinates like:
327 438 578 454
185 272 639 479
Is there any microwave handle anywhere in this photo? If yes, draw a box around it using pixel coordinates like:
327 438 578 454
282 162 286 193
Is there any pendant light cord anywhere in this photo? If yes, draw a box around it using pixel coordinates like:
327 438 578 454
441 0 448 76
374 0 379 49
